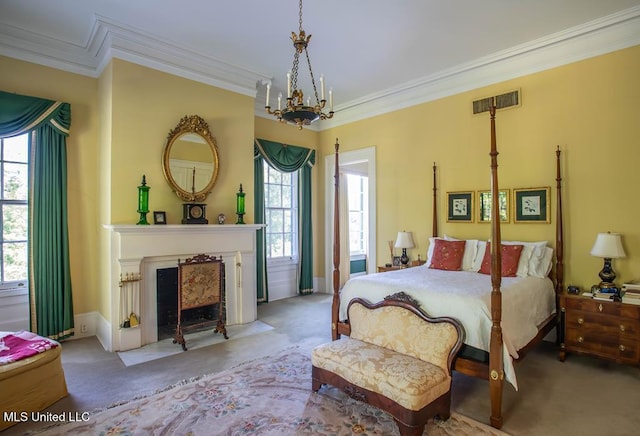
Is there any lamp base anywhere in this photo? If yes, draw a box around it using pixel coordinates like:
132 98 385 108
400 248 409 266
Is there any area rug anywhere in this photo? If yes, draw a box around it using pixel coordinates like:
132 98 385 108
31 347 509 435
117 320 274 366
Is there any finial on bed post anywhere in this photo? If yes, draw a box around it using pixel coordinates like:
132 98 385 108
555 146 564 295
332 138 341 340
432 162 438 237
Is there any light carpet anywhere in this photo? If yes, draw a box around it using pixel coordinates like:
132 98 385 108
117 320 273 366
31 346 508 436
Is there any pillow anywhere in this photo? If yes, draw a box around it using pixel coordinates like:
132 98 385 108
426 237 445 266
478 243 524 277
529 246 554 278
503 240 548 277
472 240 487 272
443 235 479 272
428 239 466 271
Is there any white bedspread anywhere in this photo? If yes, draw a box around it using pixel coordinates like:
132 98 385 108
339 266 556 389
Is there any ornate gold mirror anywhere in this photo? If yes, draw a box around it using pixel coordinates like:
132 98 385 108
162 115 220 202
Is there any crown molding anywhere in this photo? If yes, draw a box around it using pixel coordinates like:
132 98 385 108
0 15 270 98
319 6 640 130
1 7 638 126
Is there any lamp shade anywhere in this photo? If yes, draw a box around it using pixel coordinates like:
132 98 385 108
590 232 626 259
394 231 415 249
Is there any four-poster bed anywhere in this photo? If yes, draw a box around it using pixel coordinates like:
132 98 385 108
329 104 564 429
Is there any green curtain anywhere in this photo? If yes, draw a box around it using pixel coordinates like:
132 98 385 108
254 138 315 297
0 90 74 340
253 152 268 302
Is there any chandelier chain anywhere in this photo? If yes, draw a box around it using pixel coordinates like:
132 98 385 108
299 0 304 33
305 49 320 103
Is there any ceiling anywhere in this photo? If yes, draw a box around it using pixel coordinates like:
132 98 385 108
1 0 639 129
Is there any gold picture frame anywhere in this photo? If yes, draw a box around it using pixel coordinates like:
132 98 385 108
478 189 509 223
446 191 474 223
513 187 551 223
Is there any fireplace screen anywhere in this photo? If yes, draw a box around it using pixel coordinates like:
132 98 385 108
174 253 228 350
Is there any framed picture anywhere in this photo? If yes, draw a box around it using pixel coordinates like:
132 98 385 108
513 187 550 223
446 191 473 222
153 211 167 224
392 256 402 266
478 189 510 223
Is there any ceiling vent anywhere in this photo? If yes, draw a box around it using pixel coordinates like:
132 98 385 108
472 89 520 114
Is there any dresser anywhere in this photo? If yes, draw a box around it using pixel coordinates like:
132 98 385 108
559 293 640 365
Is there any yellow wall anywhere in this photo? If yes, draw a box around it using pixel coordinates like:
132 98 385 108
318 45 640 292
2 44 639 326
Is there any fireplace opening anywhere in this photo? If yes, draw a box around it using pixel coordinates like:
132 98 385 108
156 267 218 341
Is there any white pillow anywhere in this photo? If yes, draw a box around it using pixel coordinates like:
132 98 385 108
444 235 480 272
472 240 487 272
529 246 554 278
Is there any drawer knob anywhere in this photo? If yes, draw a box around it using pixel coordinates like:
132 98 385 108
620 324 625 332
578 336 584 343
619 344 626 352
577 318 584 325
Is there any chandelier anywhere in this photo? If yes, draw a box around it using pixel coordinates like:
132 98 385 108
265 0 334 129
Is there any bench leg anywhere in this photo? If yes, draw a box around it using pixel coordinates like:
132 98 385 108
394 420 424 436
311 378 322 392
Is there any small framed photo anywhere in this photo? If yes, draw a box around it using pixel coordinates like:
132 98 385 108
513 187 550 223
153 211 167 224
446 191 473 222
392 256 402 266
478 189 510 223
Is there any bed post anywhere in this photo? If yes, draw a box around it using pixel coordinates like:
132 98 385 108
488 102 504 429
432 162 438 237
331 138 341 341
555 146 564 295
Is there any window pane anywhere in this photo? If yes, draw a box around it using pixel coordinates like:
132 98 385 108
267 167 281 184
281 172 291 185
3 134 29 163
282 184 292 208
269 209 284 233
3 204 28 241
284 233 292 257
267 184 282 208
284 209 292 233
3 162 28 200
3 241 27 281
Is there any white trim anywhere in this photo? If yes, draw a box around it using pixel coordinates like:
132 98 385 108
0 7 638 124
324 146 376 292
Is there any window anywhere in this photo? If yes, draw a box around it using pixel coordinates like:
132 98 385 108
347 173 368 255
264 161 298 260
1 133 29 290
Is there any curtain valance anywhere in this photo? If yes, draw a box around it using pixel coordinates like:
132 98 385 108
0 90 70 137
254 138 315 173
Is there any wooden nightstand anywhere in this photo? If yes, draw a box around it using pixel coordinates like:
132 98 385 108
377 260 426 273
559 292 640 365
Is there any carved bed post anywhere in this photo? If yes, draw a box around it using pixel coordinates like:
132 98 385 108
488 102 504 429
555 146 564 295
331 138 341 340
432 162 438 237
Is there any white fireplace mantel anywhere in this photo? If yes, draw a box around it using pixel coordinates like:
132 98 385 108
104 224 264 351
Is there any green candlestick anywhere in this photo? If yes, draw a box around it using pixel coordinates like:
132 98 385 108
137 175 150 225
236 184 245 224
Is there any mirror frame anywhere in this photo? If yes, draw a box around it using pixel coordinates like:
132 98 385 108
162 115 220 202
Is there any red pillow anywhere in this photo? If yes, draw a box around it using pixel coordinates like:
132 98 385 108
479 243 524 277
429 239 466 271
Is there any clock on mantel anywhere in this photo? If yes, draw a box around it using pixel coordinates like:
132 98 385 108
182 203 208 224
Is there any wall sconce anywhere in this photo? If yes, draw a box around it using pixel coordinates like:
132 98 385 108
590 232 626 290
136 175 150 225
394 231 415 266
236 184 245 224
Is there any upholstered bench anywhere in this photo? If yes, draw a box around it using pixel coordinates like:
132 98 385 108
312 294 464 436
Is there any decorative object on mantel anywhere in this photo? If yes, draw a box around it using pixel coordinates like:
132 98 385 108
590 232 626 296
182 203 208 224
264 0 334 129
153 211 166 224
217 213 226 224
136 175 150 225
236 184 245 224
394 231 415 266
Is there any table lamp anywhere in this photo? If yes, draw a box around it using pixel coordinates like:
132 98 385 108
590 232 626 291
395 231 415 266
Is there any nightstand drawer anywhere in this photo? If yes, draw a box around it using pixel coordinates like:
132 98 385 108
565 328 639 363
565 297 622 316
566 311 640 337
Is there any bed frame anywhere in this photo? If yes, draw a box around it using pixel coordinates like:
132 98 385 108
330 103 564 429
